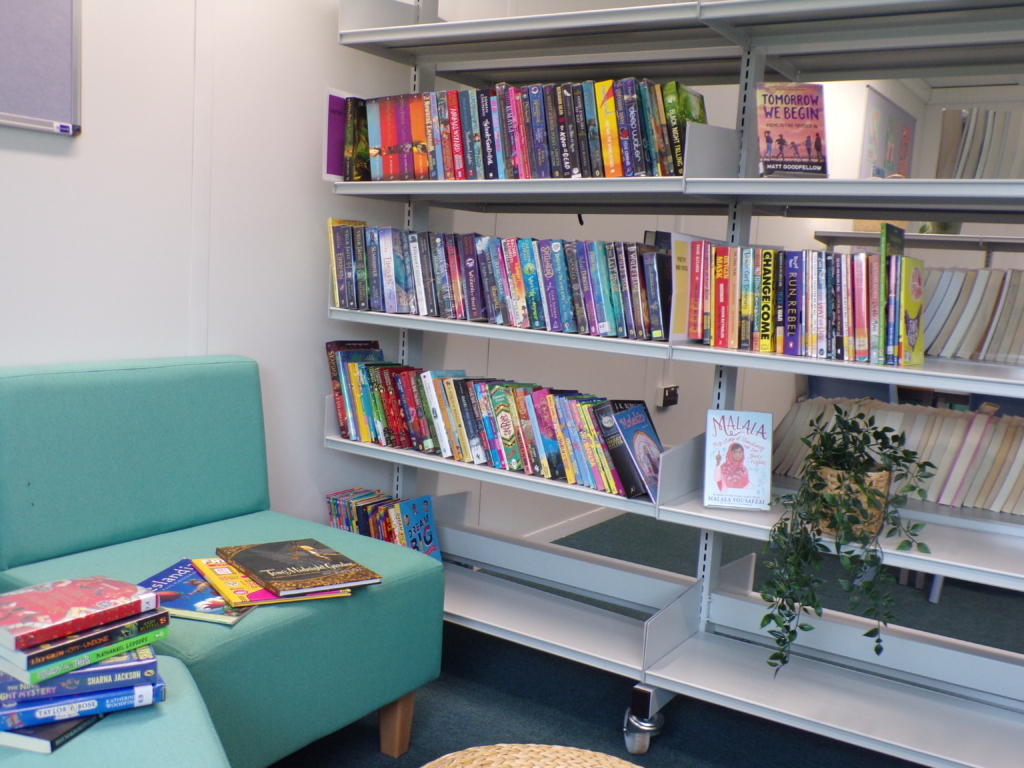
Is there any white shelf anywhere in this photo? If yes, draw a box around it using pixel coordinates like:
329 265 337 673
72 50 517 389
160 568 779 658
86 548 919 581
670 343 1024 400
658 486 1024 593
330 307 670 359
324 434 657 517
443 563 647 679
341 1 1024 86
334 177 1024 223
815 230 1024 255
644 632 1024 768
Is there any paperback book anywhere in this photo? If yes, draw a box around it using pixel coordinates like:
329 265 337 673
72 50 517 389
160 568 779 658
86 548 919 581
757 83 827 177
0 713 103 753
612 404 664 501
0 646 159 704
191 558 352 608
0 676 166 732
704 410 772 510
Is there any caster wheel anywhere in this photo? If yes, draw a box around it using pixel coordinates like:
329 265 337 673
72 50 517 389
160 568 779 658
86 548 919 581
622 708 663 755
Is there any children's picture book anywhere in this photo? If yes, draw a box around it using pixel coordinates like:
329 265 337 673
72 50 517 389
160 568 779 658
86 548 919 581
612 404 664 500
191 558 352 608
138 558 252 625
394 496 442 562
901 256 926 366
756 83 827 177
0 577 158 652
703 410 773 510
216 539 382 596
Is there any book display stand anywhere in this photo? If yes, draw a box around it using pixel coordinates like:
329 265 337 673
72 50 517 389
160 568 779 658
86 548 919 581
329 2 1024 765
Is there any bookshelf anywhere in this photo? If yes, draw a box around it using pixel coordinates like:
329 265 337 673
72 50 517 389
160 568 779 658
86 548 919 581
333 2 1024 764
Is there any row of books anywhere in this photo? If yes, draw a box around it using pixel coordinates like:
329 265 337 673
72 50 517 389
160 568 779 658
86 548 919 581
680 225 925 365
775 397 1024 515
923 267 1024 364
935 107 1024 180
327 491 441 562
0 578 168 753
333 78 707 183
326 340 664 500
328 220 674 341
140 539 382 621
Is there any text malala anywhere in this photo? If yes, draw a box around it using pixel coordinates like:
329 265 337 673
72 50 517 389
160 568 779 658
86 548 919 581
709 413 768 441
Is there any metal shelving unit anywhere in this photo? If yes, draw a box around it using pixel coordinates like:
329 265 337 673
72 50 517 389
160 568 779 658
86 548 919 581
333 2 1024 764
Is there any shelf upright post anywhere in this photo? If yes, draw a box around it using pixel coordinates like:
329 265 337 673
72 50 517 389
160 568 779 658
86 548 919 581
392 0 437 500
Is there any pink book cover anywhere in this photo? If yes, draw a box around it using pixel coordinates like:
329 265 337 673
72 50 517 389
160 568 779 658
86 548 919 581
0 578 158 651
868 253 882 364
502 238 530 328
853 253 870 361
510 86 532 179
689 241 708 340
447 91 467 180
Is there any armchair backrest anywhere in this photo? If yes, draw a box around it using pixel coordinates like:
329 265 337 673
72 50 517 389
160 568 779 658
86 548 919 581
0 356 270 571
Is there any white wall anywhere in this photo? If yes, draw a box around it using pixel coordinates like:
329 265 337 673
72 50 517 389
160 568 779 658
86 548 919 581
0 0 424 523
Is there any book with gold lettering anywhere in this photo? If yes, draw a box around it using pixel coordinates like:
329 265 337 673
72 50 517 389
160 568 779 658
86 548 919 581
214 539 381 597
192 558 353 607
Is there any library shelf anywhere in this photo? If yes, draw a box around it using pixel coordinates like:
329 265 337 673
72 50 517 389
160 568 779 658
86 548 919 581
643 631 1024 768
815 230 1024 255
332 177 1024 223
323 432 657 518
329 307 671 359
340 0 1024 87
657 487 1024 594
442 564 648 679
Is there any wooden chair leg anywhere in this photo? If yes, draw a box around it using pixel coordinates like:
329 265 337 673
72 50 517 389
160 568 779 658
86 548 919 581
379 691 416 758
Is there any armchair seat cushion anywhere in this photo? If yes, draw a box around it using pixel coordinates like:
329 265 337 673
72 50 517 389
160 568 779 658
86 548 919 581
0 511 444 768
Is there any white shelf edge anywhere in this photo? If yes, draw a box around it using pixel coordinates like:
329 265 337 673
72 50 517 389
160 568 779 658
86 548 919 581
329 307 671 359
644 632 1024 768
324 434 657 517
443 564 646 680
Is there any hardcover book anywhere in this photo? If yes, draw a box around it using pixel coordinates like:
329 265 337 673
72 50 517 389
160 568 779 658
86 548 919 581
901 256 926 365
215 539 381 597
612 404 663 500
0 578 158 652
192 558 353 608
394 496 442 562
703 410 773 510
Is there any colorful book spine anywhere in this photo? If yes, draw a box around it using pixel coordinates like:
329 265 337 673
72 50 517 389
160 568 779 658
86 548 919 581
550 240 577 333
457 89 477 180
431 233 454 319
490 93 507 179
458 233 486 321
612 79 634 177
527 84 551 178
643 250 666 341
594 80 622 177
537 240 564 332
853 252 870 362
395 93 414 181
489 384 524 471
581 81 605 177
868 252 882 364
784 251 800 355
444 233 466 320
466 89 485 179
0 677 166 732
621 78 647 176
425 92 439 180
689 240 708 340
739 246 754 350
614 242 636 339
447 90 466 180
604 243 626 338
563 241 589 333
713 246 729 347
577 241 601 336
559 83 582 178
588 241 613 336
378 228 399 313
436 92 455 180
518 238 546 329
366 98 383 181
410 93 430 180
543 83 564 178
478 89 498 180
501 238 529 328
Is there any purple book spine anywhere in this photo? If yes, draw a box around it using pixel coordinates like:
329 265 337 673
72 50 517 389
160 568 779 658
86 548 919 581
326 94 347 176
784 250 801 356
576 241 600 336
395 94 414 181
459 233 486 321
537 239 563 332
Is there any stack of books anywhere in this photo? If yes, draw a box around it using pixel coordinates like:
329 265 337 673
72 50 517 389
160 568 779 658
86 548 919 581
935 107 1024 180
326 340 665 501
327 221 674 342
141 540 381 613
0 577 168 753
330 78 706 182
327 491 441 562
678 224 927 366
773 397 1024 515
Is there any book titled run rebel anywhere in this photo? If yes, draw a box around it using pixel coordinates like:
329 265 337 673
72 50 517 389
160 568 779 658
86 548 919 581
0 578 158 651
216 539 381 597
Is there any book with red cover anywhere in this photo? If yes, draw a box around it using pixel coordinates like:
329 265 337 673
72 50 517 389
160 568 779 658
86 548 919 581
379 96 400 182
0 578 158 651
409 93 430 180
447 90 467 180
713 246 730 347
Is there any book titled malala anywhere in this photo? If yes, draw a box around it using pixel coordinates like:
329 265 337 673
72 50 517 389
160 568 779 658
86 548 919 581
703 410 772 510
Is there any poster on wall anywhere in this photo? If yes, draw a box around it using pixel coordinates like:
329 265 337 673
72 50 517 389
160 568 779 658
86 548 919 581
756 83 827 177
861 86 916 179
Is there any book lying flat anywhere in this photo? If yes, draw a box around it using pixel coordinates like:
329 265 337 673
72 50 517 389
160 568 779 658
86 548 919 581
192 558 353 608
0 714 103 753
0 676 165 732
138 558 252 625
214 539 381 597
0 646 159 704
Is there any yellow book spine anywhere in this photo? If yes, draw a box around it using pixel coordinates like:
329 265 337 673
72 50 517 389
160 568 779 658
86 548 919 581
328 219 340 308
348 362 371 442
670 238 689 339
595 80 623 178
759 249 777 353
434 378 461 461
444 379 474 462
546 394 577 485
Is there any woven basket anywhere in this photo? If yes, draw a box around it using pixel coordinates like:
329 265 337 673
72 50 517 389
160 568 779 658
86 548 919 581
420 744 640 768
817 467 890 538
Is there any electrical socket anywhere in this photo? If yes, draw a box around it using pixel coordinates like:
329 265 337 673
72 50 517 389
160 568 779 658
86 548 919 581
659 386 679 408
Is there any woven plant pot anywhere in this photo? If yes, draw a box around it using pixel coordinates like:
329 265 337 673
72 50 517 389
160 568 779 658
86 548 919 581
817 467 890 538
420 744 640 768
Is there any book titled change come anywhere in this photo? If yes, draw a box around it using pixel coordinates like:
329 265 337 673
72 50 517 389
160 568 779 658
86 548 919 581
216 539 381 597
704 410 773 511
